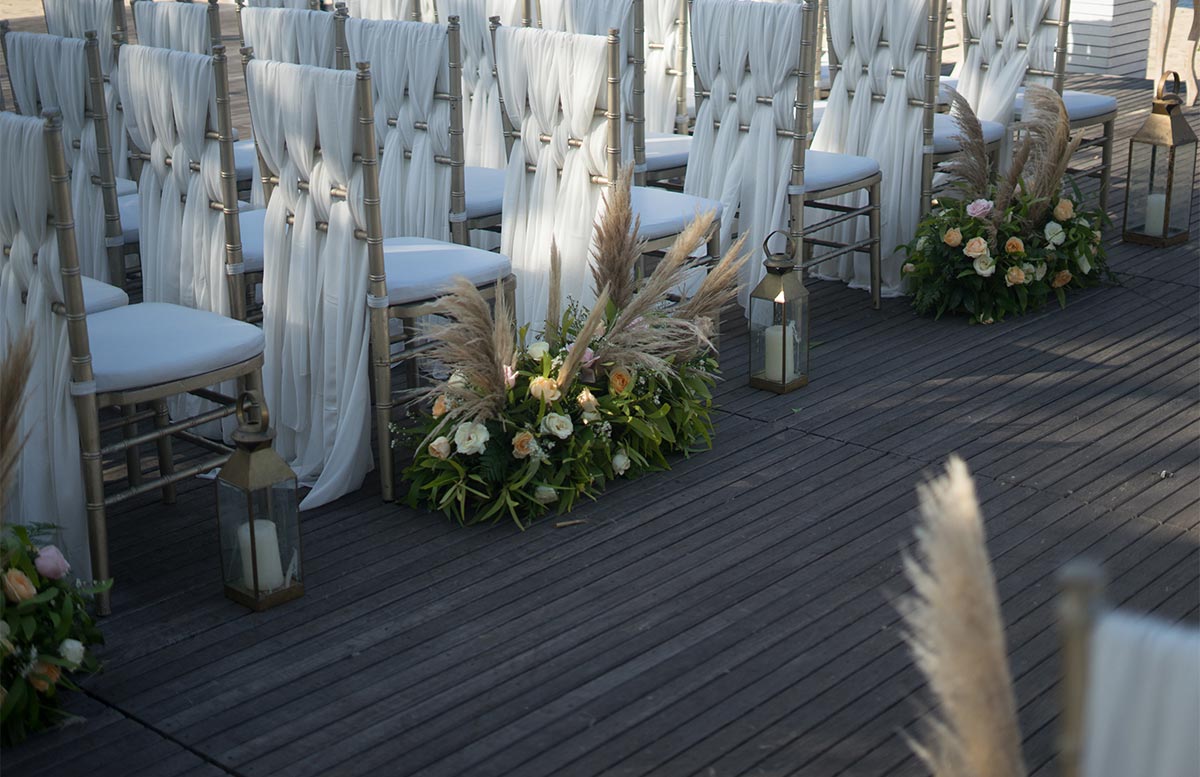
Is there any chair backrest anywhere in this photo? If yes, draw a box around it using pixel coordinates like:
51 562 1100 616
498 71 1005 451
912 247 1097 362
643 0 687 135
954 0 1067 125
131 0 221 54
1058 562 1200 777
491 23 622 326
244 0 323 8
241 56 377 507
814 0 944 289
240 6 337 66
341 15 465 242
344 0 434 21
42 0 127 72
116 42 248 316
3 30 124 285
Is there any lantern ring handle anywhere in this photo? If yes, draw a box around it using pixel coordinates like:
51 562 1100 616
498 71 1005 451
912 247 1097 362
236 390 270 434
762 229 798 261
1155 71 1183 102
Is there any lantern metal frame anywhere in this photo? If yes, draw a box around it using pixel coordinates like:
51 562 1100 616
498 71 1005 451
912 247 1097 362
1121 71 1198 248
749 231 811 394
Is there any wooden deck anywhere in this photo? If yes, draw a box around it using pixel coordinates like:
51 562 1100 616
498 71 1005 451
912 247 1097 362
2 7 1199 774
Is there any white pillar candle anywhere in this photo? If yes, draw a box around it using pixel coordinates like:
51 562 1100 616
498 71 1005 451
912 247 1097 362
1145 192 1167 236
763 323 796 383
238 519 284 591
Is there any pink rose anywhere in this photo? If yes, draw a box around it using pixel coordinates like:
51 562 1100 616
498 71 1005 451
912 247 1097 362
965 199 993 219
582 347 596 368
503 364 517 390
35 546 71 580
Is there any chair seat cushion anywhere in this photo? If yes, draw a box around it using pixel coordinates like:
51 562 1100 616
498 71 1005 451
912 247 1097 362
81 276 129 314
465 166 504 219
116 177 137 197
383 237 511 305
234 138 258 180
1015 88 1117 122
238 206 267 273
88 302 265 394
118 193 139 243
630 186 724 241
645 132 691 172
933 113 1005 154
804 150 881 193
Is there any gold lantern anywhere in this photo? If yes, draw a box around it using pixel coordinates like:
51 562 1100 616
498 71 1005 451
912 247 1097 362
1122 72 1197 247
215 392 304 610
749 231 810 393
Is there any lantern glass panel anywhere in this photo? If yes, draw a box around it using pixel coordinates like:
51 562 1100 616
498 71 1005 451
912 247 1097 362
217 477 301 597
1126 141 1160 236
1169 142 1194 237
749 281 809 390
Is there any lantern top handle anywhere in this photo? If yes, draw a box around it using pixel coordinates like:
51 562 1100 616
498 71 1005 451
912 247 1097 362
763 229 799 272
236 390 271 436
1155 71 1184 105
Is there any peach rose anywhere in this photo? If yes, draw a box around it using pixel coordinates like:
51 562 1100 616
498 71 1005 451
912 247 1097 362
432 395 450 418
942 227 963 247
1053 198 1075 221
1052 270 1073 288
963 236 990 260
427 436 451 460
528 376 561 403
512 430 538 459
1005 265 1026 287
3 569 36 602
1004 236 1025 255
28 662 61 693
608 367 632 395
577 388 599 414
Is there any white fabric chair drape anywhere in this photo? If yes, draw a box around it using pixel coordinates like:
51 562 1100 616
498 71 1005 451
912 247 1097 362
1081 612 1200 777
42 0 129 178
246 0 318 7
346 0 437 21
683 0 802 310
241 7 337 67
245 59 374 509
5 32 113 285
643 0 683 135
345 17 453 240
0 112 91 581
495 26 612 327
811 0 929 296
132 0 212 54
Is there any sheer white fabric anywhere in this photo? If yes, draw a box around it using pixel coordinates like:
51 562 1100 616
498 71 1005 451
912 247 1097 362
1081 612 1200 777
0 112 91 581
684 0 802 309
643 0 683 134
245 60 374 509
246 0 318 7
495 26 612 327
5 32 112 285
346 0 437 21
42 0 128 177
811 0 929 296
241 7 337 67
345 18 453 239
132 0 212 54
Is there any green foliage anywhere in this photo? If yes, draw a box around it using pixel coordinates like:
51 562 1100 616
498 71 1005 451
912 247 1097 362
901 186 1112 325
1 525 111 746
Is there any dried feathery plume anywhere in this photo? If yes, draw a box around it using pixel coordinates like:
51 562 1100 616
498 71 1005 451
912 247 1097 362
556 285 611 390
422 277 510 424
1019 86 1081 224
544 241 563 350
0 330 34 525
675 234 750 343
940 89 992 202
590 164 644 310
492 277 516 378
993 135 1032 220
899 457 1028 777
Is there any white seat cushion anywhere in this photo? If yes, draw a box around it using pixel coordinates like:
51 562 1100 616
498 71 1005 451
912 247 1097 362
1015 88 1117 122
116 177 137 197
234 138 258 180
81 276 129 314
118 193 139 243
805 150 880 193
645 132 691 172
88 302 265 393
238 206 267 273
630 186 724 241
465 166 504 219
383 237 511 305
933 113 1005 154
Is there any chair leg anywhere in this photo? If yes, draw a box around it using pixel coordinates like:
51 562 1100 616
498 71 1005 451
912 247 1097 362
121 404 142 488
369 305 395 502
1099 118 1114 216
76 395 111 615
403 317 420 392
868 181 882 310
706 220 721 266
152 399 176 505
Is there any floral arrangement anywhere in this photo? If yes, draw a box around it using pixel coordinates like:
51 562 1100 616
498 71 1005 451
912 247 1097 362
400 168 748 527
0 333 111 746
902 86 1110 324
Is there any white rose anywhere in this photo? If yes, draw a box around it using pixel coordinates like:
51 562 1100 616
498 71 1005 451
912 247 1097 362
58 638 85 668
428 436 452 460
1034 261 1047 281
540 412 574 440
1076 252 1092 276
1044 221 1066 246
526 341 550 361
448 371 468 388
454 422 490 455
915 235 928 252
612 449 631 476
1021 263 1036 284
972 255 996 278
533 485 558 504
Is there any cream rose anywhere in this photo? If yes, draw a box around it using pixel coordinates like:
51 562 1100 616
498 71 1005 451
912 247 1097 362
512 430 538 459
942 227 963 247
902 262 916 274
526 341 550 361
577 388 599 413
1021 263 1036 284
1053 198 1075 221
448 371 468 388
540 412 574 440
1004 236 1025 255
963 236 990 259
453 422 489 455
1034 261 1047 281
428 436 452 460
533 485 558 504
528 376 561 403
612 449 631 476
1044 221 1066 246
609 367 632 394
1005 265 1026 287
972 255 996 278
